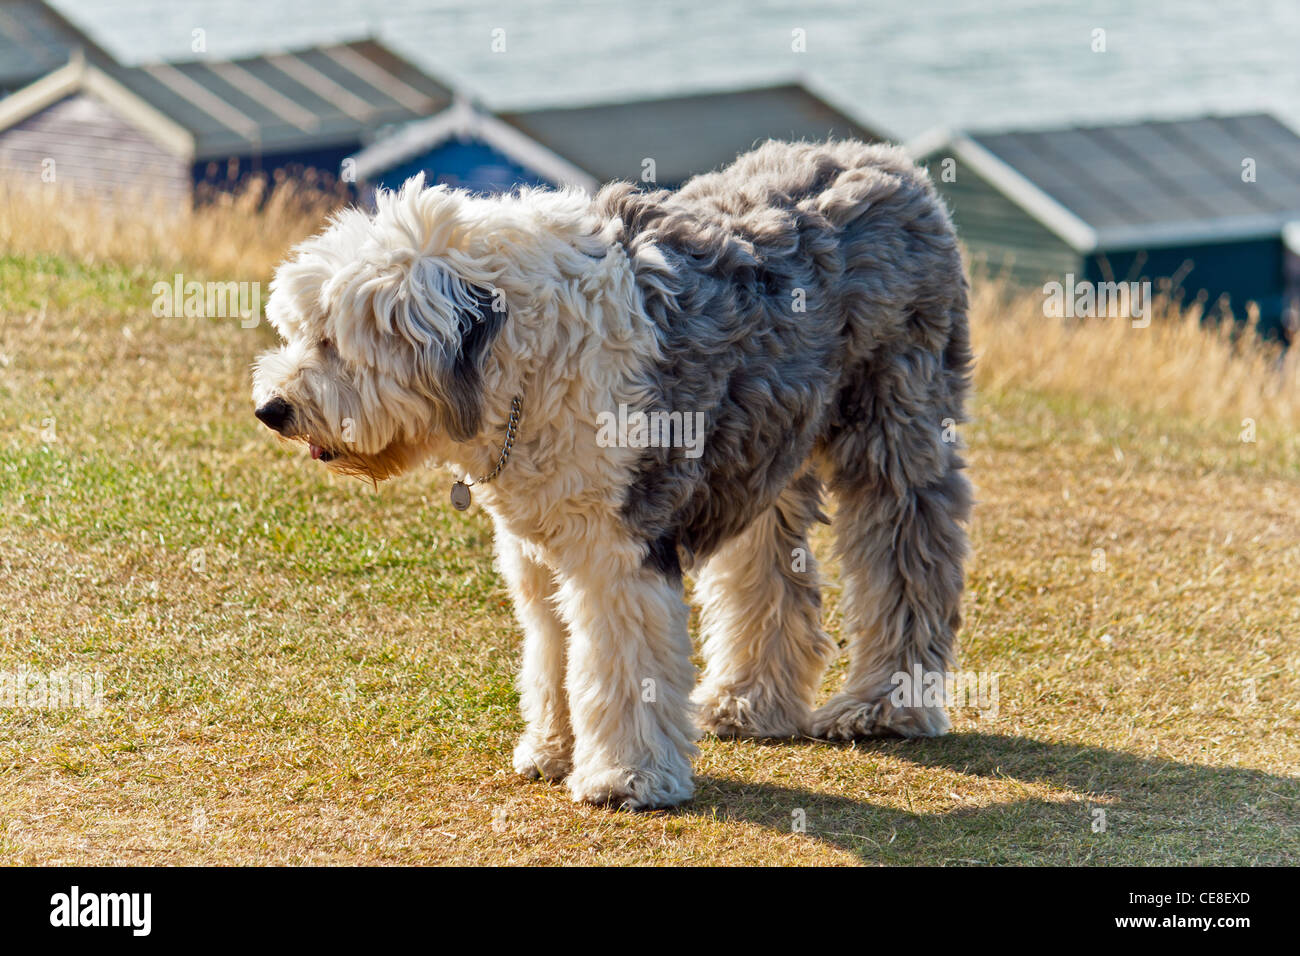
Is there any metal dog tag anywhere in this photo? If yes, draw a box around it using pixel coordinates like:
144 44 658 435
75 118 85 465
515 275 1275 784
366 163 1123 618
450 481 472 511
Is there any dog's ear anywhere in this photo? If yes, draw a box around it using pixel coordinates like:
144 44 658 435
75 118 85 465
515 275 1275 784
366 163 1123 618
377 258 508 442
442 281 507 442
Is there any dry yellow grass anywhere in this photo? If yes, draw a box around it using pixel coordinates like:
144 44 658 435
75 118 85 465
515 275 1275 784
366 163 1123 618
972 278 1300 443
0 183 1296 865
0 176 338 279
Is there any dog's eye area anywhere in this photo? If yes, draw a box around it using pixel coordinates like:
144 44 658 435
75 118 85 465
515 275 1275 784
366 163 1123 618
319 338 333 352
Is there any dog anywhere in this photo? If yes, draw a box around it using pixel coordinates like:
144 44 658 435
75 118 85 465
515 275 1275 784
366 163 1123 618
253 140 972 810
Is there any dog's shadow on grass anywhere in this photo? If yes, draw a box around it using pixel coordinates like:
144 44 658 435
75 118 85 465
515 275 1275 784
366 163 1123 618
682 732 1299 864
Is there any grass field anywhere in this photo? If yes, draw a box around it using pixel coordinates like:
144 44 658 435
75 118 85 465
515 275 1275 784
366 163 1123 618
0 185 1297 865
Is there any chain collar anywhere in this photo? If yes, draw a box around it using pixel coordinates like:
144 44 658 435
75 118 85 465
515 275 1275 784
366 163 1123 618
450 395 522 511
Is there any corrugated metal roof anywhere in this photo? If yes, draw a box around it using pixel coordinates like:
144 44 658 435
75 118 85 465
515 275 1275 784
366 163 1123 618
969 114 1300 249
0 0 112 91
500 82 883 186
108 40 454 161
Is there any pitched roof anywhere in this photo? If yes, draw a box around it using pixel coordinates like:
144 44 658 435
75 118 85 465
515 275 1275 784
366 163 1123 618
119 40 454 160
350 97 598 191
0 37 455 161
911 114 1300 252
0 0 112 91
499 82 884 186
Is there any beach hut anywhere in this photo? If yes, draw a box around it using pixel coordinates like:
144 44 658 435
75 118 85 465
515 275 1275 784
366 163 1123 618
348 96 597 196
0 38 454 200
911 114 1300 337
497 81 884 189
0 0 114 95
352 81 883 198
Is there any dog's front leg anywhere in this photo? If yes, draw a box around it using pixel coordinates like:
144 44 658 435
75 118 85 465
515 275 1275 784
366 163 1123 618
554 556 698 810
496 531 574 782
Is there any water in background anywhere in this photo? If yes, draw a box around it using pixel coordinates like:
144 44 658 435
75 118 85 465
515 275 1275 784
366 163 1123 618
53 0 1300 141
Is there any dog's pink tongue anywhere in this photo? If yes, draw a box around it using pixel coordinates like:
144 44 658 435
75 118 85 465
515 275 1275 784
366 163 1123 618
310 444 324 460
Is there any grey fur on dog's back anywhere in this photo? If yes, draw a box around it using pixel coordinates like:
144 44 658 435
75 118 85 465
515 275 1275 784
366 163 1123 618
598 139 971 569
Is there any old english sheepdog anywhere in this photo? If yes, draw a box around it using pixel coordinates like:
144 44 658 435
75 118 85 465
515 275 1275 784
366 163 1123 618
252 140 972 810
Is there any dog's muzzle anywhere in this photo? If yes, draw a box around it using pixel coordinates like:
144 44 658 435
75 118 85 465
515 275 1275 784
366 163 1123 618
254 397 293 433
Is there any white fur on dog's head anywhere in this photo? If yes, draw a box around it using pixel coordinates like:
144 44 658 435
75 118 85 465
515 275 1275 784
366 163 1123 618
252 177 514 481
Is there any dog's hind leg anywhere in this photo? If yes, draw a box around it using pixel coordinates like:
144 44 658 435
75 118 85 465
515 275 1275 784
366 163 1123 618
497 531 574 782
692 470 836 739
810 339 973 740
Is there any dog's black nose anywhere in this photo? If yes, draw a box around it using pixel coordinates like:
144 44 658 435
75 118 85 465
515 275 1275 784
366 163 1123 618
255 397 293 432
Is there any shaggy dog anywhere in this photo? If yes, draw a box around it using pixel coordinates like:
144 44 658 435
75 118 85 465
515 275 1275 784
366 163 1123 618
252 140 972 810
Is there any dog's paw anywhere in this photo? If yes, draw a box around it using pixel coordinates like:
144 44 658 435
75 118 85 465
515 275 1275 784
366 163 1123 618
512 738 572 782
809 693 951 741
566 762 694 811
694 686 807 740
